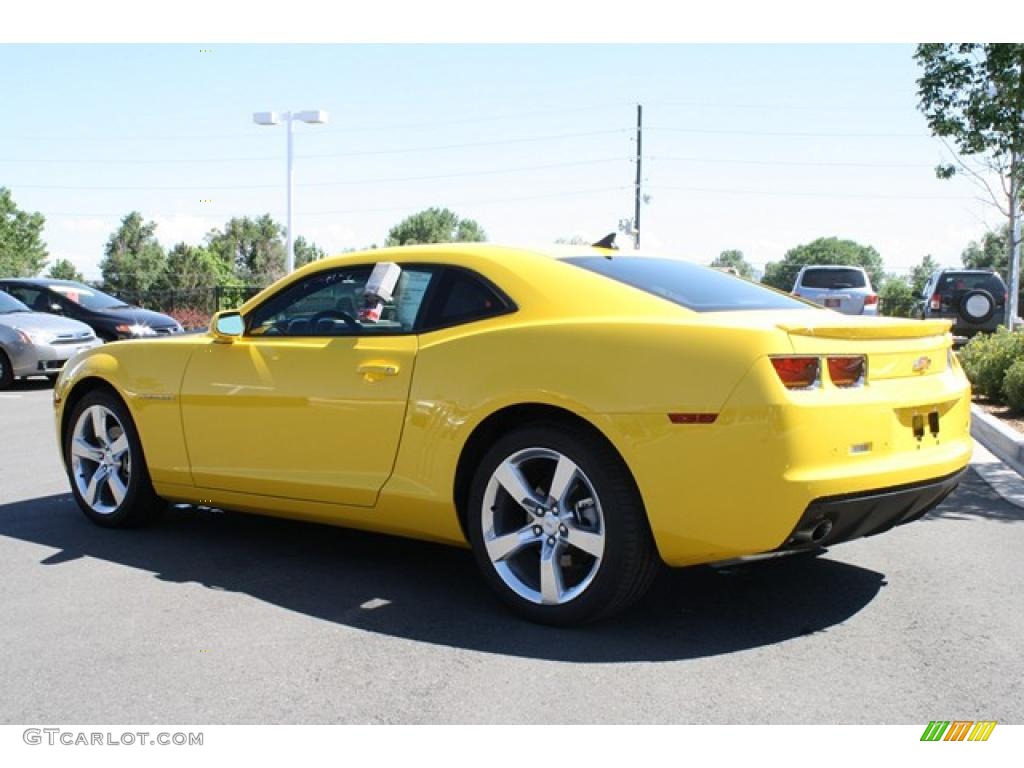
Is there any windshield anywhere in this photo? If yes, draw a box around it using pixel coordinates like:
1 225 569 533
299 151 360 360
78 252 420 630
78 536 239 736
799 268 867 289
46 283 129 310
0 291 31 314
564 256 812 312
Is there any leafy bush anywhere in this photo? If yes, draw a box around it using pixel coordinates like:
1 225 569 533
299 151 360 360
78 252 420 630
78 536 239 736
166 307 211 332
958 326 1024 401
1003 359 1024 411
957 332 992 388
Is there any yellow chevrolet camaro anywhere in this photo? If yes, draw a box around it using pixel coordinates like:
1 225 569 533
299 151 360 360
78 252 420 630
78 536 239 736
53 243 972 624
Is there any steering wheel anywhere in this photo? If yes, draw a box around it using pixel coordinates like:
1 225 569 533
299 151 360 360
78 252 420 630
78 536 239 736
309 309 360 333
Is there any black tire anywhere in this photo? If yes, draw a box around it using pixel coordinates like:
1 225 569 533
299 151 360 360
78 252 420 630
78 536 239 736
959 289 995 323
467 423 660 626
0 350 13 389
63 389 163 528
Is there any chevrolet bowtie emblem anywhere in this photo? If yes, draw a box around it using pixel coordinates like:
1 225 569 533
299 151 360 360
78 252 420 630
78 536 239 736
912 356 932 374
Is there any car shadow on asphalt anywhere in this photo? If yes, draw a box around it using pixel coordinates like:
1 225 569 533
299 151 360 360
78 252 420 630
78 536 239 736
920 466 1024 524
0 492 889 662
6 377 54 391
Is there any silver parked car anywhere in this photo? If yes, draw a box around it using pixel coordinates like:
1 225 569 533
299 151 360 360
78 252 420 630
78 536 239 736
0 290 102 388
792 265 878 316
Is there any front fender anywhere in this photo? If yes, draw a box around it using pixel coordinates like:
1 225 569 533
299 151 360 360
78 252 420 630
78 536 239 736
56 340 204 487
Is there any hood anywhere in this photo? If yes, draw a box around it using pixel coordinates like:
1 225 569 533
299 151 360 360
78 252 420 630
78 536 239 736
0 311 96 338
104 306 179 328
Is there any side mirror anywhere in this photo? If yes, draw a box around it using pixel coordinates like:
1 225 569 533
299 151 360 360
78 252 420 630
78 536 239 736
49 303 64 314
210 310 244 342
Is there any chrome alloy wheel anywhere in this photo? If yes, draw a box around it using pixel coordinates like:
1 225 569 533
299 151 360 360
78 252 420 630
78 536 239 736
481 447 606 606
70 405 132 515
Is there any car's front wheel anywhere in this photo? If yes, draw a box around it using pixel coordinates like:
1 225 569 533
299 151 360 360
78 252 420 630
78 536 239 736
64 390 163 527
467 424 659 625
0 350 13 389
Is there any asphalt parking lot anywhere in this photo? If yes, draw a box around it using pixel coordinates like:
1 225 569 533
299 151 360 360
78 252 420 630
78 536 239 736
1 378 1022 724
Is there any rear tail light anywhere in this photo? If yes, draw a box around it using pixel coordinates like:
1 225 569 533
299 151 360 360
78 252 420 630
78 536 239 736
864 293 878 306
827 356 866 387
771 357 820 389
930 293 941 310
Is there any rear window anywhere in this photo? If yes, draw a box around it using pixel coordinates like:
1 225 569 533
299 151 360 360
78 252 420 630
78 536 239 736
938 273 1006 295
563 256 811 313
798 268 867 289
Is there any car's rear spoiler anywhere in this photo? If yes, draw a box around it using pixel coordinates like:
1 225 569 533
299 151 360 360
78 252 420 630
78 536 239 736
776 318 952 340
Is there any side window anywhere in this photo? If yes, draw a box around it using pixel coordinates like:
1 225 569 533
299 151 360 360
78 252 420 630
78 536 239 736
6 286 44 310
247 265 435 337
422 269 513 330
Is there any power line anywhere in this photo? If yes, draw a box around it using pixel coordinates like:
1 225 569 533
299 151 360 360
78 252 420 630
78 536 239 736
649 155 936 169
0 104 628 143
8 157 628 191
648 184 974 201
0 129 630 165
647 127 929 139
648 100 909 112
41 185 630 219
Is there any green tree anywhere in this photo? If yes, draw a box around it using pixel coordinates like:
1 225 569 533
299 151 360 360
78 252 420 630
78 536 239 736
915 44 1024 317
155 243 223 305
961 227 1009 273
206 215 285 287
879 275 916 317
294 236 326 268
761 237 885 292
99 212 166 301
0 187 48 277
910 254 940 296
554 235 590 245
710 249 754 279
385 207 486 246
47 258 84 282
959 226 1024 308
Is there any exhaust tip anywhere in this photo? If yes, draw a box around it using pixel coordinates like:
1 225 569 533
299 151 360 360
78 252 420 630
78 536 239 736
809 519 833 543
791 518 834 546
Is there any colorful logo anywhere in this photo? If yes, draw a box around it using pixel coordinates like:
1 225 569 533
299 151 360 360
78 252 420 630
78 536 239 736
921 721 997 741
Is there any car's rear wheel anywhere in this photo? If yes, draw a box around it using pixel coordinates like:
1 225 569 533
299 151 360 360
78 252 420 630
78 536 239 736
64 390 162 527
467 424 660 625
0 350 13 389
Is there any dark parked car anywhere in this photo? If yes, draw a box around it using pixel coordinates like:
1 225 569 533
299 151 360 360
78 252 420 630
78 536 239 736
914 269 1008 340
0 279 182 342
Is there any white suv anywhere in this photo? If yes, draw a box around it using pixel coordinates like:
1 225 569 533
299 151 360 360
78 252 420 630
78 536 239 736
792 265 878 316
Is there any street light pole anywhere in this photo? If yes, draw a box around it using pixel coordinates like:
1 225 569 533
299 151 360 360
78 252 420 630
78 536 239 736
1011 150 1022 330
253 109 329 274
286 112 295 274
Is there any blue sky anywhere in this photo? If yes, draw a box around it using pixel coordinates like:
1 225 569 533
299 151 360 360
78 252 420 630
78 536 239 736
0 44 1001 280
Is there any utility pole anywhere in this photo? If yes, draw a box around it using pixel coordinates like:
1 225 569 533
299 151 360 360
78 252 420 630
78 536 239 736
633 103 642 250
1010 150 1021 330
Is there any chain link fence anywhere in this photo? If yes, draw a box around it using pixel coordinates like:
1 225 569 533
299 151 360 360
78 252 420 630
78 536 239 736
112 286 262 331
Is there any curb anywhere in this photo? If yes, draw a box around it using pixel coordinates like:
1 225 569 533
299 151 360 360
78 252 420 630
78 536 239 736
970 403 1024 475
969 404 1024 509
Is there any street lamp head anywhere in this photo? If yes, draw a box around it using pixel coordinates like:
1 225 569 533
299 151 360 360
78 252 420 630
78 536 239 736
295 110 329 124
253 111 280 126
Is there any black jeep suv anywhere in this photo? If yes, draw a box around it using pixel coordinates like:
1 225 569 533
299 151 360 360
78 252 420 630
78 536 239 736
915 269 1008 339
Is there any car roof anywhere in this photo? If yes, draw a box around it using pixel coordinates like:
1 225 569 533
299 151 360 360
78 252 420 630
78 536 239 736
0 278 87 287
799 265 867 271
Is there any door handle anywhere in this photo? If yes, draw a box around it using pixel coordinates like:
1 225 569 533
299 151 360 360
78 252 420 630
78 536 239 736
357 362 400 377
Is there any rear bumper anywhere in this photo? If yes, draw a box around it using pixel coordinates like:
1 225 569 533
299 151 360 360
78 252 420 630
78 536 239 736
602 352 972 567
776 468 965 551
